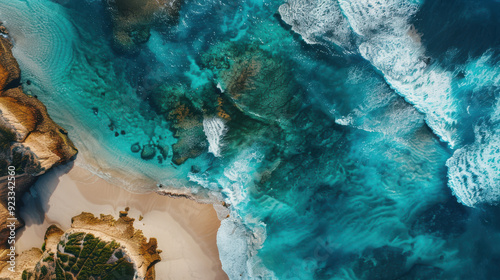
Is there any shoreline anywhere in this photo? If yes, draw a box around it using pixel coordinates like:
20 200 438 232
17 162 228 280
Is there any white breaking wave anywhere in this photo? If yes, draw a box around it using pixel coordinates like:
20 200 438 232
337 0 459 147
337 0 420 36
203 116 227 157
280 0 460 147
217 216 272 280
278 0 354 51
278 0 500 208
189 148 275 279
446 53 500 207
217 150 274 279
446 124 500 207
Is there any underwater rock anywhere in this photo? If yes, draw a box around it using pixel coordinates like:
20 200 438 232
202 42 303 123
0 37 19 89
397 264 444 280
0 22 7 36
410 198 469 239
141 144 157 160
190 165 201 173
105 0 183 53
131 142 141 153
10 212 161 280
0 36 77 250
354 246 410 280
150 84 208 165
170 113 207 165
157 140 169 159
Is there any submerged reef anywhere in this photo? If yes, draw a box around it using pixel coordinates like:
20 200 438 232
0 29 77 264
9 210 160 280
202 42 303 124
105 0 183 53
150 84 211 165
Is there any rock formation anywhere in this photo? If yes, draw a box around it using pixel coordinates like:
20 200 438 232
4 211 161 280
201 42 303 124
0 26 78 269
150 84 209 165
105 0 183 53
147 40 304 165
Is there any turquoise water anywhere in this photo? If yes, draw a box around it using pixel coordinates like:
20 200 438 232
2 0 500 279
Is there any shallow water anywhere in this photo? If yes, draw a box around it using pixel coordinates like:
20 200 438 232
2 0 500 279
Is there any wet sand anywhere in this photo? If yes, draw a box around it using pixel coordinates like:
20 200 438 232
17 163 228 280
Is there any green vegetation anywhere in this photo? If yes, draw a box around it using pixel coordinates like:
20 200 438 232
53 232 135 280
43 253 54 263
24 232 136 280
40 266 48 277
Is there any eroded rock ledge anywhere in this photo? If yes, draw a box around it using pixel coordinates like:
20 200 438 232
0 36 77 183
5 211 161 280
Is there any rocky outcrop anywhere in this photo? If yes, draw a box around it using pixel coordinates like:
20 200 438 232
10 211 161 280
148 40 303 165
105 0 183 53
0 35 77 183
0 28 77 261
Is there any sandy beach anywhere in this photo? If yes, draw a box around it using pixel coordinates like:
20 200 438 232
17 162 228 280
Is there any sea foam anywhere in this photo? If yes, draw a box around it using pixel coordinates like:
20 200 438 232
339 0 460 147
446 54 500 207
446 124 500 207
278 0 354 51
279 0 500 209
203 116 227 157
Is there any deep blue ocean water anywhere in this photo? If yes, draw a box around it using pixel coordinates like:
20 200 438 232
1 0 500 279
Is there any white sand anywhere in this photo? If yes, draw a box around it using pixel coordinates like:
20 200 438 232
17 163 228 280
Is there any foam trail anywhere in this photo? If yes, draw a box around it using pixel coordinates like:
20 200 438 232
190 148 274 279
335 67 424 136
